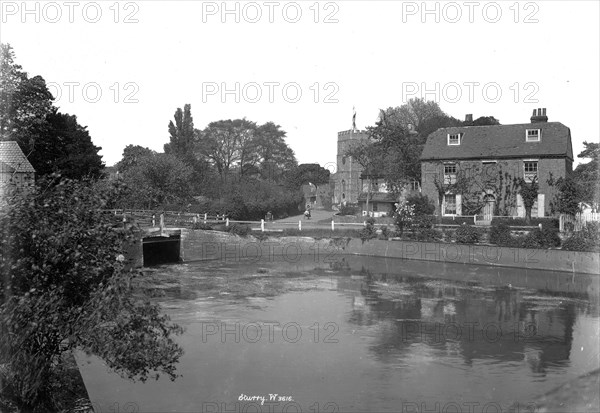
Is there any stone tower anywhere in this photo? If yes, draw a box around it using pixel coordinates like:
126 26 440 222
333 129 369 205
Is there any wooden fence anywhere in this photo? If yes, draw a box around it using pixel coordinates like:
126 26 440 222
559 212 600 232
102 209 369 232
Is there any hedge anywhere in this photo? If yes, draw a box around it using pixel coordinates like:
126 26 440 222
490 217 559 229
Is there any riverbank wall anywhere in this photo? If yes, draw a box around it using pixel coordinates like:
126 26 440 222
175 230 599 275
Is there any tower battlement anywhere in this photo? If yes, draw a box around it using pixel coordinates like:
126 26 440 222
338 129 367 137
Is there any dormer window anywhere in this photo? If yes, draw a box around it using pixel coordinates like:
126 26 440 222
526 129 540 142
447 133 462 145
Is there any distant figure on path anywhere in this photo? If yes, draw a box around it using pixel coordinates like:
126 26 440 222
266 211 273 222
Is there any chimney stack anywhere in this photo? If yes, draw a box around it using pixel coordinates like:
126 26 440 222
465 114 473 123
530 108 548 123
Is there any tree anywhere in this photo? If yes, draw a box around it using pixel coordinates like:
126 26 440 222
164 104 195 161
366 117 424 197
572 141 599 207
254 122 297 183
116 144 156 173
123 154 193 208
431 163 469 222
517 176 539 224
0 44 53 146
1 44 104 179
417 114 463 139
197 119 257 184
196 119 297 188
380 98 445 134
40 110 104 179
0 177 183 410
284 163 330 189
548 174 581 216
470 116 500 126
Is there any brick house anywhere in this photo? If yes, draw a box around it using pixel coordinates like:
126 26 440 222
420 109 573 220
0 141 36 199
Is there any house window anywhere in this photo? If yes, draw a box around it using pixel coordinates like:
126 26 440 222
444 164 457 184
447 133 462 145
524 161 538 182
445 194 457 215
526 129 540 142
409 180 420 191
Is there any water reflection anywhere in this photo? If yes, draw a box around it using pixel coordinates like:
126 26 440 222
78 255 599 412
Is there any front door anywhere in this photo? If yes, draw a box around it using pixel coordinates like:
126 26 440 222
483 195 495 221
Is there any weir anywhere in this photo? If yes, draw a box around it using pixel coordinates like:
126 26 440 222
143 234 181 266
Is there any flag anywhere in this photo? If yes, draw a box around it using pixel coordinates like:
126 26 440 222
352 106 357 130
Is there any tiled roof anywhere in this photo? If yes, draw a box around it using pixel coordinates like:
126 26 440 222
421 122 573 161
0 141 36 173
0 160 17 173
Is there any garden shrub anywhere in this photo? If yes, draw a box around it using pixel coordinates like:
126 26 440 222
454 224 480 244
562 234 598 252
415 228 443 242
517 231 544 249
338 204 359 216
540 227 562 247
490 217 559 229
378 225 390 239
406 193 435 216
562 222 600 252
490 223 513 246
412 215 435 230
359 219 377 241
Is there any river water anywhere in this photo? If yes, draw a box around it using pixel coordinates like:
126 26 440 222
77 255 600 413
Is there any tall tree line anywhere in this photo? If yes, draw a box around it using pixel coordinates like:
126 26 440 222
0 44 103 179
116 104 309 218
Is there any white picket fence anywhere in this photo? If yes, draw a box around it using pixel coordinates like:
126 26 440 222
559 212 600 232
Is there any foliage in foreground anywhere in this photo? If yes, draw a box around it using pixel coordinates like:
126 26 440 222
453 225 481 244
0 177 183 411
561 222 600 252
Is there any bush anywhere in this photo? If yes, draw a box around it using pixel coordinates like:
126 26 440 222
406 194 435 216
378 225 390 239
338 204 359 216
490 223 513 246
562 222 600 252
490 217 559 229
454 224 480 244
540 227 562 247
412 215 435 229
359 219 377 241
415 228 443 242
0 177 183 410
490 223 560 249
227 223 252 236
562 234 598 252
517 231 544 249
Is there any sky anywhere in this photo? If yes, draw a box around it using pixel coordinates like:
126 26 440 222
1 0 599 171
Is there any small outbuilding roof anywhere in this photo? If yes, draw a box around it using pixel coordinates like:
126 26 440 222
0 141 36 173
